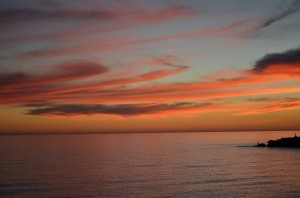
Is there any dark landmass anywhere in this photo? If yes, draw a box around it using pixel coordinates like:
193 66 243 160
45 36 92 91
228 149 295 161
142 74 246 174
256 134 300 148
256 142 266 147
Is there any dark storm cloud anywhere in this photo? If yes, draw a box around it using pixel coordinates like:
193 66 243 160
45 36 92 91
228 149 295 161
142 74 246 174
253 47 300 72
27 102 211 116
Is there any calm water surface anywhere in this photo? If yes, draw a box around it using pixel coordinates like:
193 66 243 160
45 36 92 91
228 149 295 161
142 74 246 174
1 131 300 197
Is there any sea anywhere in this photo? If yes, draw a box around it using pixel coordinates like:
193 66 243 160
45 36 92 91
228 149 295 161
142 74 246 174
1 131 300 198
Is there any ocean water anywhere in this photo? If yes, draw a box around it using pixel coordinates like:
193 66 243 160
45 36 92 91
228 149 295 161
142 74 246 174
1 131 300 198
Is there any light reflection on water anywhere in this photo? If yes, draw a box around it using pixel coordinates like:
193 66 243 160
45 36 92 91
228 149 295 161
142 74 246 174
0 131 300 197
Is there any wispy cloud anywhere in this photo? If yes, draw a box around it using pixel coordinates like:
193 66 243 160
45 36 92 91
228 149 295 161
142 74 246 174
0 62 108 90
1 48 300 117
1 1 300 121
256 0 300 30
1 5 195 44
20 20 245 59
237 99 300 115
241 0 300 38
26 102 213 117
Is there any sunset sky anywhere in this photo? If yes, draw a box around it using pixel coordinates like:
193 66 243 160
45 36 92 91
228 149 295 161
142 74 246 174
0 0 300 134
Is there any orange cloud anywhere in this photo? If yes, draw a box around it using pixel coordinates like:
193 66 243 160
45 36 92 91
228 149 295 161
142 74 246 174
1 48 300 117
236 99 300 115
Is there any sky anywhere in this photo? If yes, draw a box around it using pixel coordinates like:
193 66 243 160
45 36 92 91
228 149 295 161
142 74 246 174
0 0 300 134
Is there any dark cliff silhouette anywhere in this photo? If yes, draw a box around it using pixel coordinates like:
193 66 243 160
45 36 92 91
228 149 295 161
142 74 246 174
256 134 300 148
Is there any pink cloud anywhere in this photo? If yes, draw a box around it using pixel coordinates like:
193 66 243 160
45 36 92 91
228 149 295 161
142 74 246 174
1 48 300 117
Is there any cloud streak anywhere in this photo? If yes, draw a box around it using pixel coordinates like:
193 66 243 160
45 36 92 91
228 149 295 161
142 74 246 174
1 0 300 121
27 102 217 117
256 0 300 30
20 20 245 59
1 48 300 112
237 99 300 115
0 62 108 90
1 5 195 44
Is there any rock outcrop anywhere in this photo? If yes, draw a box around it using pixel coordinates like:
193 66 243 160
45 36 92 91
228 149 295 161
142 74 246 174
256 134 300 148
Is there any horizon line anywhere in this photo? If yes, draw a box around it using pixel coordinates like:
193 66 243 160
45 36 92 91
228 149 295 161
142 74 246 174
0 129 299 136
